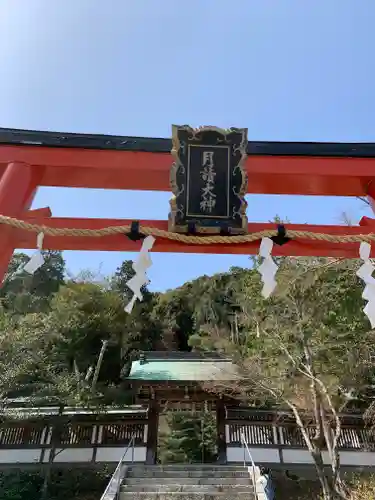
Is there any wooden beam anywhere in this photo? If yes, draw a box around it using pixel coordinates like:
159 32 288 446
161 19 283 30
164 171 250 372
10 216 371 257
1 144 375 195
22 207 52 218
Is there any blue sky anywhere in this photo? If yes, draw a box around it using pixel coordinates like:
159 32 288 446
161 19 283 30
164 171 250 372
0 0 373 290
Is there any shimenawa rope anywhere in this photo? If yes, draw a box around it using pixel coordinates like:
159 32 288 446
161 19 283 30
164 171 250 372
0 214 374 245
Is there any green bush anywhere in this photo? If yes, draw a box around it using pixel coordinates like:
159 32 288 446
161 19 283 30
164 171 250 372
0 468 110 500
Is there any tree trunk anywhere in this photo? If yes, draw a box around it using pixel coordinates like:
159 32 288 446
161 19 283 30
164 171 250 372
291 407 348 500
310 450 334 500
40 405 64 500
91 339 108 393
40 448 54 500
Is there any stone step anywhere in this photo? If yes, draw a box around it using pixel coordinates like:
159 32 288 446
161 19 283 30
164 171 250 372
126 470 250 478
128 465 244 470
121 466 255 500
125 477 251 486
120 493 255 500
121 484 254 493
127 466 247 473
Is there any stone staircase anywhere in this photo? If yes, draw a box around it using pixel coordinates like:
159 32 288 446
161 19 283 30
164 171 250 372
119 464 257 499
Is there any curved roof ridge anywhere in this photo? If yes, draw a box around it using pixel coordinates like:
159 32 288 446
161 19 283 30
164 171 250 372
138 351 231 361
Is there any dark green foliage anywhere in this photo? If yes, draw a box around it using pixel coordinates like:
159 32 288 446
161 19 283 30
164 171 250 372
46 281 131 385
110 259 153 302
153 288 195 351
152 270 249 351
158 411 217 464
0 470 43 500
0 255 162 402
2 252 372 408
1 251 375 499
0 251 65 314
0 468 110 500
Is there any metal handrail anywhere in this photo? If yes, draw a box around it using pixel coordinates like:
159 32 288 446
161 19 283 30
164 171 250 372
100 434 136 500
240 431 258 500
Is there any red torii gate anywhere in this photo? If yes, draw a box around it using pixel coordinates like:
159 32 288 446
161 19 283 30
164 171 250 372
1 127 375 283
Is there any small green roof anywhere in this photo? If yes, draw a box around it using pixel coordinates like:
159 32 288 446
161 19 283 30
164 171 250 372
128 352 239 382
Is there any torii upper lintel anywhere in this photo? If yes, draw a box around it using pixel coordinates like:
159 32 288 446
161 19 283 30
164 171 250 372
0 126 375 282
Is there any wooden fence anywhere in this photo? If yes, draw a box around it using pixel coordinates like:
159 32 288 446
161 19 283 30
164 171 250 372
0 421 146 448
227 422 375 451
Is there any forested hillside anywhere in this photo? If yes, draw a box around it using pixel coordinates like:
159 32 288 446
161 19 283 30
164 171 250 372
0 252 256 405
1 251 375 498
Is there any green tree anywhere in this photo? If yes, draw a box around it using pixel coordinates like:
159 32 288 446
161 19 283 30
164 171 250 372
111 259 152 302
46 281 129 386
0 258 161 499
0 251 65 314
152 268 250 352
159 411 217 464
2 278 161 400
153 288 195 350
191 258 374 500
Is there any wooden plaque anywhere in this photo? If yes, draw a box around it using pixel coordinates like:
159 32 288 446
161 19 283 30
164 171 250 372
169 125 248 234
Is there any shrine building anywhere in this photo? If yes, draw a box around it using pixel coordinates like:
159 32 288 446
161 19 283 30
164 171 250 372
127 351 238 464
0 351 375 470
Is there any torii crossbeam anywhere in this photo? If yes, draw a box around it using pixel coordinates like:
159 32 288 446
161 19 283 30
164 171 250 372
1 127 375 283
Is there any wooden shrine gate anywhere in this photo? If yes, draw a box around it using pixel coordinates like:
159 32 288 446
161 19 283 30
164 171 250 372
128 351 230 465
126 351 375 468
2 127 375 472
1 125 375 285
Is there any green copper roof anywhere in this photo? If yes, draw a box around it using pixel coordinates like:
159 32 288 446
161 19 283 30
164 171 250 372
128 352 239 381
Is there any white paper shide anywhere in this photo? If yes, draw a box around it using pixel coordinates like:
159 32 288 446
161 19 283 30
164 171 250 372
258 237 278 298
125 235 155 313
357 241 375 328
23 232 45 275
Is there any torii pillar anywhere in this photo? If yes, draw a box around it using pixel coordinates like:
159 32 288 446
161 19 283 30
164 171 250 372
0 162 40 281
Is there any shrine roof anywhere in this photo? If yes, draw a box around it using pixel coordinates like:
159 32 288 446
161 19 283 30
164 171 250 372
1 127 375 157
128 351 239 382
